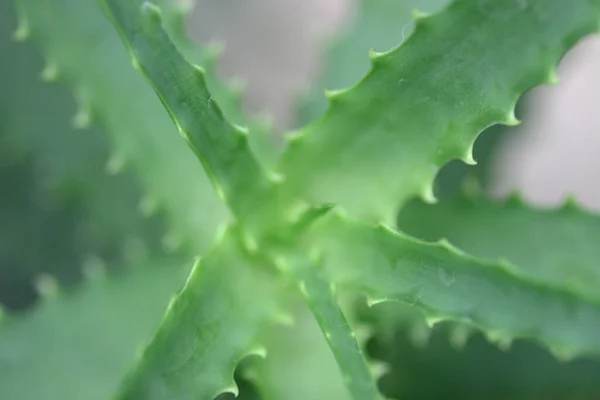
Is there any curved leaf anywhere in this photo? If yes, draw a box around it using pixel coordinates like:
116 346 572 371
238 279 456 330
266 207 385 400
115 229 283 400
311 213 600 360
275 253 382 400
164 4 280 167
398 196 600 299
279 0 600 222
296 0 448 126
100 0 284 230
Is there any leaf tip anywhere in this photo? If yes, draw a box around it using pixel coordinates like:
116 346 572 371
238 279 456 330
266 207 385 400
448 324 473 349
40 62 59 82
13 18 30 41
82 255 107 282
366 296 389 307
105 154 125 175
34 274 60 299
140 1 162 22
504 108 521 126
408 322 432 348
161 231 183 252
368 48 387 62
138 195 158 217
420 184 438 204
324 88 347 101
72 106 92 130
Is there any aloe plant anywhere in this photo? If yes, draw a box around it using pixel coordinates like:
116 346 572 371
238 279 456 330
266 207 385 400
2 0 600 399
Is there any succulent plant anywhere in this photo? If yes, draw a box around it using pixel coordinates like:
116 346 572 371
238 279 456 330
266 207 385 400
2 0 600 399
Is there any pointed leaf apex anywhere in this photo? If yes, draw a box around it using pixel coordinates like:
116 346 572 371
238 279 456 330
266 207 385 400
220 383 239 398
138 195 158 216
562 194 581 210
324 88 347 100
504 108 521 126
366 297 389 307
72 106 92 129
34 274 59 299
369 360 390 380
273 310 294 326
408 322 432 348
106 154 125 174
545 68 560 85
205 39 226 59
412 9 430 21
140 1 162 20
420 184 438 204
244 344 268 359
161 231 183 252
368 48 386 61
425 315 444 328
449 324 472 349
82 255 107 282
462 145 477 165
40 63 59 82
13 18 30 41
228 76 247 97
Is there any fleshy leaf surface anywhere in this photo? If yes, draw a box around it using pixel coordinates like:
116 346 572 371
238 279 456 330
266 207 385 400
100 0 283 229
280 0 600 222
249 304 353 400
0 259 188 400
398 196 600 299
311 213 600 360
275 253 382 400
297 0 448 125
115 229 283 400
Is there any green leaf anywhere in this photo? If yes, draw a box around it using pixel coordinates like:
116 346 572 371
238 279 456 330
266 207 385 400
165 5 280 167
0 258 188 400
115 229 284 400
0 0 162 306
280 0 600 222
100 0 283 229
398 195 600 299
275 253 382 400
248 304 354 400
296 0 448 126
310 212 600 360
363 304 600 400
13 0 227 251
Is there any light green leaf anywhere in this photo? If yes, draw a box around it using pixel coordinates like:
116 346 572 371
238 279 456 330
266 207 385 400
13 0 228 251
115 229 283 400
398 195 600 300
275 253 382 400
280 0 600 222
311 212 600 360
0 259 188 400
297 0 448 126
100 0 284 230
248 304 353 400
165 4 280 167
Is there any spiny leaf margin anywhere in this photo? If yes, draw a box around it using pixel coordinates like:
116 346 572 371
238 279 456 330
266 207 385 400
309 211 600 361
279 0 600 222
